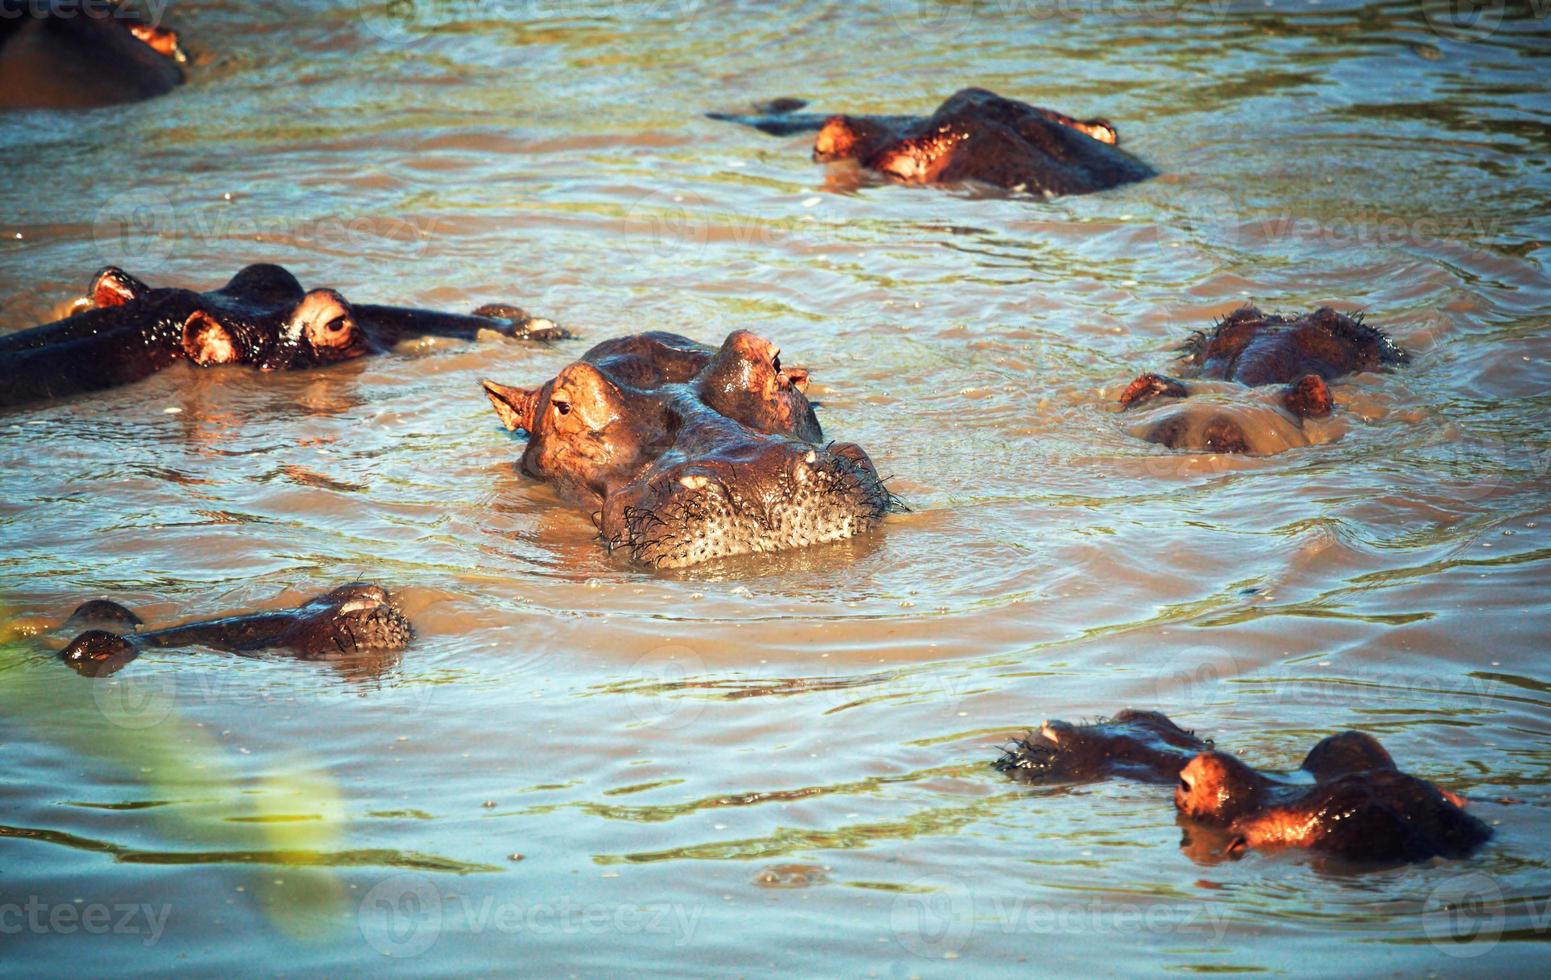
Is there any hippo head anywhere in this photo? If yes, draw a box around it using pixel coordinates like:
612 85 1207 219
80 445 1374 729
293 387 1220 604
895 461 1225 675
482 329 899 567
279 585 415 656
59 629 139 677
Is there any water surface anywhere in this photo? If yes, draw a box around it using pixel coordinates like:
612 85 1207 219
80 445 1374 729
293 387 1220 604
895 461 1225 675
2 0 1550 974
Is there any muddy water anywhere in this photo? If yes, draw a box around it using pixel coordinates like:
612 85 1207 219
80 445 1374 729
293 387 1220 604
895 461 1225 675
2 0 1550 974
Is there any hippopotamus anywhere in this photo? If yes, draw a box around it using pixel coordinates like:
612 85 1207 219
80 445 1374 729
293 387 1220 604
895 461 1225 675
1117 306 1410 455
997 710 1491 864
481 330 900 567
0 0 187 109
0 263 567 409
58 584 413 676
708 88 1154 197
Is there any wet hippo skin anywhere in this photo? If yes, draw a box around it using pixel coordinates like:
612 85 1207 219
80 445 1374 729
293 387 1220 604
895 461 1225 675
1117 306 1409 455
709 87 1154 196
0 0 187 109
482 330 900 568
59 585 414 676
997 710 1490 864
0 263 567 409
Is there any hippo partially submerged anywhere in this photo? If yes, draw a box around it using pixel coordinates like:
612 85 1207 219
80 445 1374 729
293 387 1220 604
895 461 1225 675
997 710 1490 864
0 0 187 109
0 263 566 409
58 584 413 676
482 331 900 567
1118 306 1409 455
708 87 1154 197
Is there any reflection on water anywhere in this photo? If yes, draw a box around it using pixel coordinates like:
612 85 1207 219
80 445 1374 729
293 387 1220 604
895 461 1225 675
2 0 1550 973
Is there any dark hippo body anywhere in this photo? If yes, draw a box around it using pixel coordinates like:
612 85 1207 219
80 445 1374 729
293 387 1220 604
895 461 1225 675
481 330 899 568
0 0 187 108
709 87 1154 197
1118 306 1409 455
998 710 1490 865
59 585 413 676
0 263 566 409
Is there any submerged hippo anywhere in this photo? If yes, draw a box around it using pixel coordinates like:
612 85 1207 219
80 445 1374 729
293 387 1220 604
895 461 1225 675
0 263 567 409
708 87 1154 197
1117 306 1409 455
997 710 1490 864
0 0 187 109
481 330 900 567
58 585 413 676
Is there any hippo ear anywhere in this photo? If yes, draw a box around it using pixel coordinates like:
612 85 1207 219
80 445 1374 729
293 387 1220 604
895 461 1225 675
1075 117 1119 146
1119 372 1189 410
481 380 537 432
89 266 150 308
127 21 186 61
181 311 240 366
1282 374 1332 419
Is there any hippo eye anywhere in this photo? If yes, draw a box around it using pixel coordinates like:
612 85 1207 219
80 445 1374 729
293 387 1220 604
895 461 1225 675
553 398 571 417
325 316 348 334
1179 777 1190 794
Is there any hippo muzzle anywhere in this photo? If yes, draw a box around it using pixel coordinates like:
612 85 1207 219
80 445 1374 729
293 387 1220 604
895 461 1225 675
600 438 894 568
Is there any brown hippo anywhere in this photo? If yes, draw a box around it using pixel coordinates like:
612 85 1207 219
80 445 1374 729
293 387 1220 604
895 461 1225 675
0 263 567 409
708 88 1154 197
997 710 1490 864
1117 306 1409 454
0 0 187 109
481 331 900 567
59 585 413 676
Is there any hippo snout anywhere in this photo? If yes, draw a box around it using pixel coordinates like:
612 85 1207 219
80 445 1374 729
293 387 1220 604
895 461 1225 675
600 439 897 568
